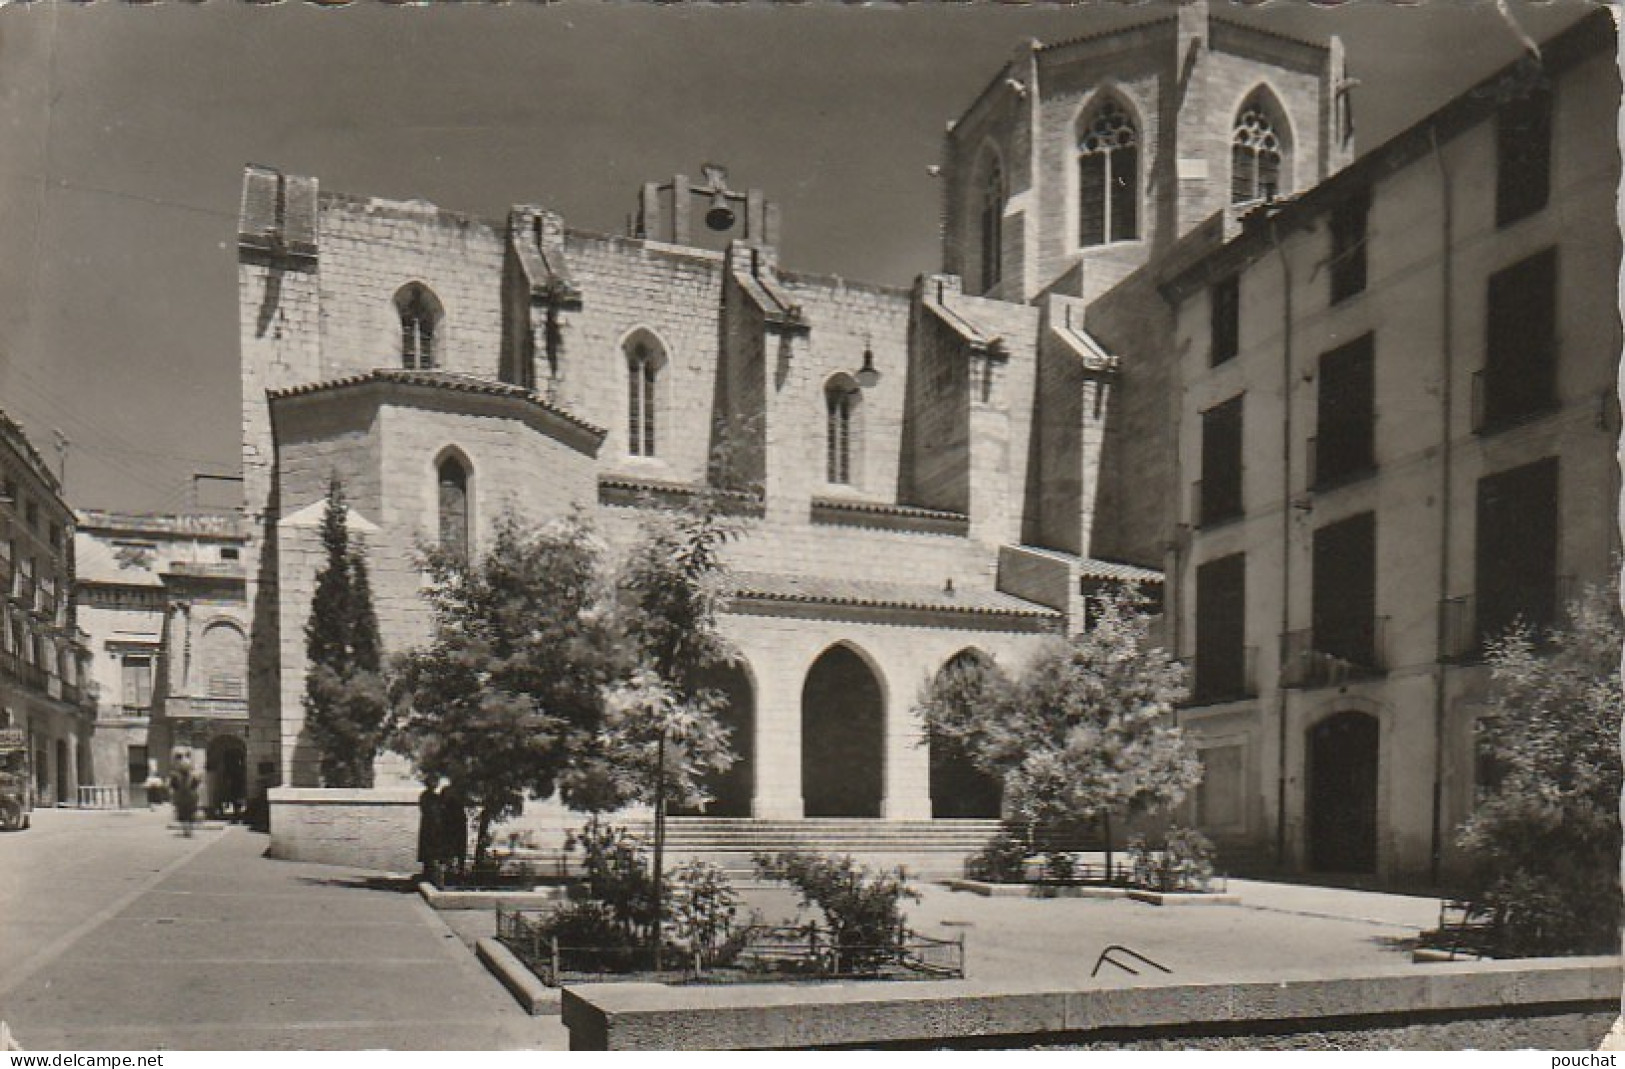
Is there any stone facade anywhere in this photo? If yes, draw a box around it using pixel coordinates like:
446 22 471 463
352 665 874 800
75 511 251 813
232 1 1389 862
0 408 94 809
238 173 1108 825
239 4 1607 885
1157 12 1620 882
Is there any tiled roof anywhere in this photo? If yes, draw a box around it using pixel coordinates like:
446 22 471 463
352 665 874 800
1079 558 1164 584
267 369 606 439
809 497 967 523
726 571 1059 619
1013 544 1163 584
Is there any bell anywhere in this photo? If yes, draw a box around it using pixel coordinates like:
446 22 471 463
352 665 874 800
705 189 736 232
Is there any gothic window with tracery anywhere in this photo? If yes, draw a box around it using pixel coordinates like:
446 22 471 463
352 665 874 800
626 339 662 458
979 158 1004 293
1078 101 1139 246
396 283 441 370
437 455 470 559
1232 96 1287 205
825 376 860 486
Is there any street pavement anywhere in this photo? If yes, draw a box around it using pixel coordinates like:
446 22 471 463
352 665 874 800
0 808 1453 1050
0 808 566 1051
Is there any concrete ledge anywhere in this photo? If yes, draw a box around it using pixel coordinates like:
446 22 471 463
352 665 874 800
476 937 561 1015
1413 948 1486 964
560 956 1622 1050
1126 890 1241 906
417 881 568 911
942 879 1137 899
941 879 1030 898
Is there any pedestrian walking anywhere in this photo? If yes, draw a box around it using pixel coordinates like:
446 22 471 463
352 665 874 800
169 754 200 837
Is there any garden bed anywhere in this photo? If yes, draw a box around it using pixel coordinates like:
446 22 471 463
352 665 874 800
496 907 964 988
426 854 572 891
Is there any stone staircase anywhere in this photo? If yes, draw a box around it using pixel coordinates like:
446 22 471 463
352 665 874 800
659 817 1003 881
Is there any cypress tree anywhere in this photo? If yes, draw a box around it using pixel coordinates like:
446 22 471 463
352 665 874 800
303 476 388 787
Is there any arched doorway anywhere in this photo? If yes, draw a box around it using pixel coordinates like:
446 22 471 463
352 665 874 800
677 663 755 817
801 644 884 817
1306 711 1379 873
206 735 248 820
928 650 1003 819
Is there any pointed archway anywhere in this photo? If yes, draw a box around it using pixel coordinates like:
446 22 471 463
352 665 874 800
1307 711 1379 873
801 644 884 817
929 650 1004 819
689 662 755 817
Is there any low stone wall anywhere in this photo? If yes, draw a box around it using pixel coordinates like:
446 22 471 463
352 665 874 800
265 788 635 873
560 956 1622 1050
267 787 422 872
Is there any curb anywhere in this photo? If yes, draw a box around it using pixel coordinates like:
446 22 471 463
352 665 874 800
416 881 569 911
476 937 560 1016
1126 890 1241 906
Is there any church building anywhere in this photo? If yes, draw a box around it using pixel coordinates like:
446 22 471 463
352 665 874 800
239 2 1413 873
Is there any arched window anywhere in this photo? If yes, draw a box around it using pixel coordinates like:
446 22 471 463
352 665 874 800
1078 99 1139 246
625 336 665 458
1232 92 1288 205
825 375 861 486
437 454 470 558
196 621 246 700
979 158 1004 293
396 283 442 370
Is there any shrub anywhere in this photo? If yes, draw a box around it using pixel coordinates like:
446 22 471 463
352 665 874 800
1043 850 1077 883
966 829 1028 883
567 821 656 938
1126 827 1215 892
668 860 741 971
1457 581 1622 957
753 851 920 974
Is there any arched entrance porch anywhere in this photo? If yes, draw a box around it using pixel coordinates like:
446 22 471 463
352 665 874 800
801 644 884 818
928 649 1003 819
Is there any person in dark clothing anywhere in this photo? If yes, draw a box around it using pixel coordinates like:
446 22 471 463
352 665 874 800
437 785 468 874
417 782 442 881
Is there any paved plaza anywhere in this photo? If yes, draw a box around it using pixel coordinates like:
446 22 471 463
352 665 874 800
2 808 1455 1051
0 809 566 1050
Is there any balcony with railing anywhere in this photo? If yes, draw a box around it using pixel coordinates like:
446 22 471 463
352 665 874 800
163 560 246 581
0 646 49 693
1185 646 1259 706
1438 575 1578 663
1280 618 1389 689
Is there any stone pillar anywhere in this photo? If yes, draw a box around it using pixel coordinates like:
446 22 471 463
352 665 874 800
881 693 932 820
750 650 803 819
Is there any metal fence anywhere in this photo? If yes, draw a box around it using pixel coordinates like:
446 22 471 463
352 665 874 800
427 854 570 890
495 908 965 986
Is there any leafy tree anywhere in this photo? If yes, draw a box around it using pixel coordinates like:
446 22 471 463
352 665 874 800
303 477 389 788
919 586 1199 878
1456 580 1622 956
390 509 628 865
590 496 742 968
